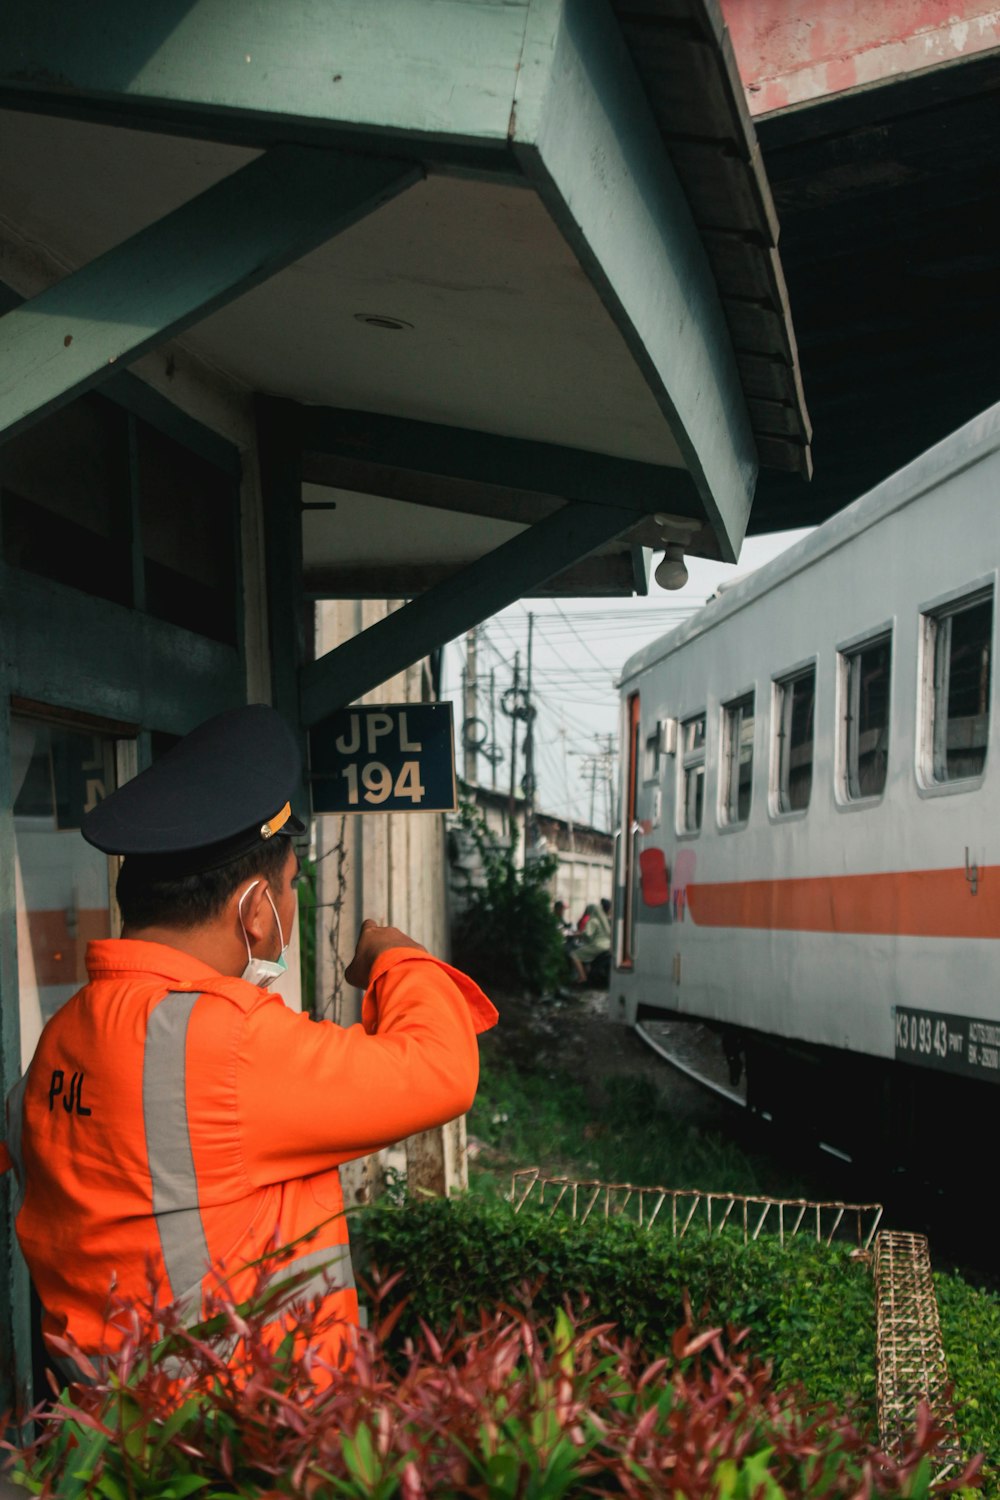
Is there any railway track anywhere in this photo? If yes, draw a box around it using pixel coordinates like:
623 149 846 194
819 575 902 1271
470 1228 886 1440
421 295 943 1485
634 1019 746 1108
633 1017 996 1289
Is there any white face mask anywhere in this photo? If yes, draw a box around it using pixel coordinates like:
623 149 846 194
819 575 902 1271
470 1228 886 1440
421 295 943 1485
238 879 288 988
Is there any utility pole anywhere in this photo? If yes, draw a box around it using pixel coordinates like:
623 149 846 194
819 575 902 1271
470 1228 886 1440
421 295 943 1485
523 612 536 862
574 734 617 830
489 669 498 790
560 727 575 854
599 732 616 831
605 757 613 832
463 626 478 785
507 652 520 830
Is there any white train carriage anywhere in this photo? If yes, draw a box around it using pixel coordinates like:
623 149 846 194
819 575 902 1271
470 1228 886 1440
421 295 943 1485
613 404 1000 1162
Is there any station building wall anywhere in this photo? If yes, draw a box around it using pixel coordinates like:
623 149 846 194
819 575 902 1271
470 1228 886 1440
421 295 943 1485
0 228 278 1414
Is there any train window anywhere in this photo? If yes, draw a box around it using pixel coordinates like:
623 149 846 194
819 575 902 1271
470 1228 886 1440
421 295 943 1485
842 635 891 799
680 713 706 833
643 728 660 783
776 669 815 812
924 592 992 782
721 693 754 824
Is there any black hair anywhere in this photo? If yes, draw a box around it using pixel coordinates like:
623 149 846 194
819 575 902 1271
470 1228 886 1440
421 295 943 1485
117 836 294 931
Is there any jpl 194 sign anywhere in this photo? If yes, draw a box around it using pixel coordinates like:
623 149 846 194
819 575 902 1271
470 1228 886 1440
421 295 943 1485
309 703 456 814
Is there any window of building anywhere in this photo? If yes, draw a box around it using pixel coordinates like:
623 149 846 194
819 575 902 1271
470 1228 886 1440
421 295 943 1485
680 713 706 833
923 590 992 783
722 693 754 824
136 419 239 645
775 668 815 813
11 713 120 1066
0 391 240 646
0 394 132 606
842 635 891 800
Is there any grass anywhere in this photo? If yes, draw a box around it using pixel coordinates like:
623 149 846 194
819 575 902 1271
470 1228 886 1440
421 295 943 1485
469 1051 814 1201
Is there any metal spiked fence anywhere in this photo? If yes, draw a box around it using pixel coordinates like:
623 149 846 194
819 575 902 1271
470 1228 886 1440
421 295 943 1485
510 1167 883 1247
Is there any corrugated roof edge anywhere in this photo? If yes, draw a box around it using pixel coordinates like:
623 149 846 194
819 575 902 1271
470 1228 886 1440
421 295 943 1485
614 0 812 478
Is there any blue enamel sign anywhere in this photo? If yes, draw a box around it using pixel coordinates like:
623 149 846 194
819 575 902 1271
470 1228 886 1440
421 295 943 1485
310 703 456 814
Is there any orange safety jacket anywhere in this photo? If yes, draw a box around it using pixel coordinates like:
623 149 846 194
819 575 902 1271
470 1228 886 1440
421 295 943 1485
1 938 496 1373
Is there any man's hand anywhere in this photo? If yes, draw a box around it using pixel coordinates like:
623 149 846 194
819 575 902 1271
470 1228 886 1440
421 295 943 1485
345 918 426 990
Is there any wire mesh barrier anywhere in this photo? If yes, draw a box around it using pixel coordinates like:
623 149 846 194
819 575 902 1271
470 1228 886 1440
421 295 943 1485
874 1230 964 1478
510 1168 884 1248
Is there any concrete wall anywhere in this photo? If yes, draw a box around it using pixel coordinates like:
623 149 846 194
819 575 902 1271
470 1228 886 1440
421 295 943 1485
448 784 613 927
552 853 613 923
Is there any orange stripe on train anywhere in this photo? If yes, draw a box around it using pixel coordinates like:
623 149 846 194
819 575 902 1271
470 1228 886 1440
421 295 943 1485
685 867 999 938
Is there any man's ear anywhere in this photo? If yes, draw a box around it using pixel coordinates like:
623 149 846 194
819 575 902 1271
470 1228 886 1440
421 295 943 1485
234 879 271 944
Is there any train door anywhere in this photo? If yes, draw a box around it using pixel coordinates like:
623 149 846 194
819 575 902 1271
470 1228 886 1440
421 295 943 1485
618 692 641 967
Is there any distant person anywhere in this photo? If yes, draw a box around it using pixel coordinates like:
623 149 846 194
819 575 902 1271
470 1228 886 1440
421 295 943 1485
570 899 612 986
553 899 572 935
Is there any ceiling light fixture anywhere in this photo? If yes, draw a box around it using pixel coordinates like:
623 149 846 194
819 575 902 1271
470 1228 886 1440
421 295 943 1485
654 543 689 591
651 513 697 592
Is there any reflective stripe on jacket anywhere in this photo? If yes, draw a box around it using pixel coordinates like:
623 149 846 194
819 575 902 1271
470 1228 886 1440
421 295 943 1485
3 939 496 1370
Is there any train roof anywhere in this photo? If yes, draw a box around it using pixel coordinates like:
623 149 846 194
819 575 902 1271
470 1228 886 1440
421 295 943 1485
619 401 1000 687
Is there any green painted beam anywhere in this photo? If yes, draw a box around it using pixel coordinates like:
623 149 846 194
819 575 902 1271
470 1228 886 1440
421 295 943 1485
1 277 242 476
0 0 760 561
256 396 309 813
299 405 700 519
630 544 652 596
302 549 644 600
0 146 420 444
300 500 636 726
2 274 242 477
511 0 758 562
0 565 243 733
0 0 529 148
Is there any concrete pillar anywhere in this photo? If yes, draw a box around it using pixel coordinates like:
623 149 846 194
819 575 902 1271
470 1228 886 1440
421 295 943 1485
314 599 468 1202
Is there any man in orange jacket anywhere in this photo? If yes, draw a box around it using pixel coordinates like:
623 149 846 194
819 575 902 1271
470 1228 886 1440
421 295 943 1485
1 705 497 1378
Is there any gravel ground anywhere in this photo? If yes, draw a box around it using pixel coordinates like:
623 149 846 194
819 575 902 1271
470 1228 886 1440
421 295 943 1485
483 985 731 1133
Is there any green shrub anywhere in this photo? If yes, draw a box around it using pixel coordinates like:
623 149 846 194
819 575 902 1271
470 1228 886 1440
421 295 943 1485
8 1249 978 1499
356 1194 877 1420
295 854 318 1016
450 804 565 996
936 1269 1000 1494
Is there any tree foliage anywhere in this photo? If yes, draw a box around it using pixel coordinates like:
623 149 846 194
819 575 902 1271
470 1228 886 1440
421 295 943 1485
450 803 566 995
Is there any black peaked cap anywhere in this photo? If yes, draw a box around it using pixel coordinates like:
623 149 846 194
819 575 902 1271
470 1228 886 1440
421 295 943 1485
82 705 305 869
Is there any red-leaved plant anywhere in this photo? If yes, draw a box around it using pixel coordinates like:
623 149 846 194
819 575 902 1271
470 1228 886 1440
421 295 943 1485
2 1246 983 1499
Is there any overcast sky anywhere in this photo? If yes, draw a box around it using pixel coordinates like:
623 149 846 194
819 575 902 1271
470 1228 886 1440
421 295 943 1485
441 529 813 829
